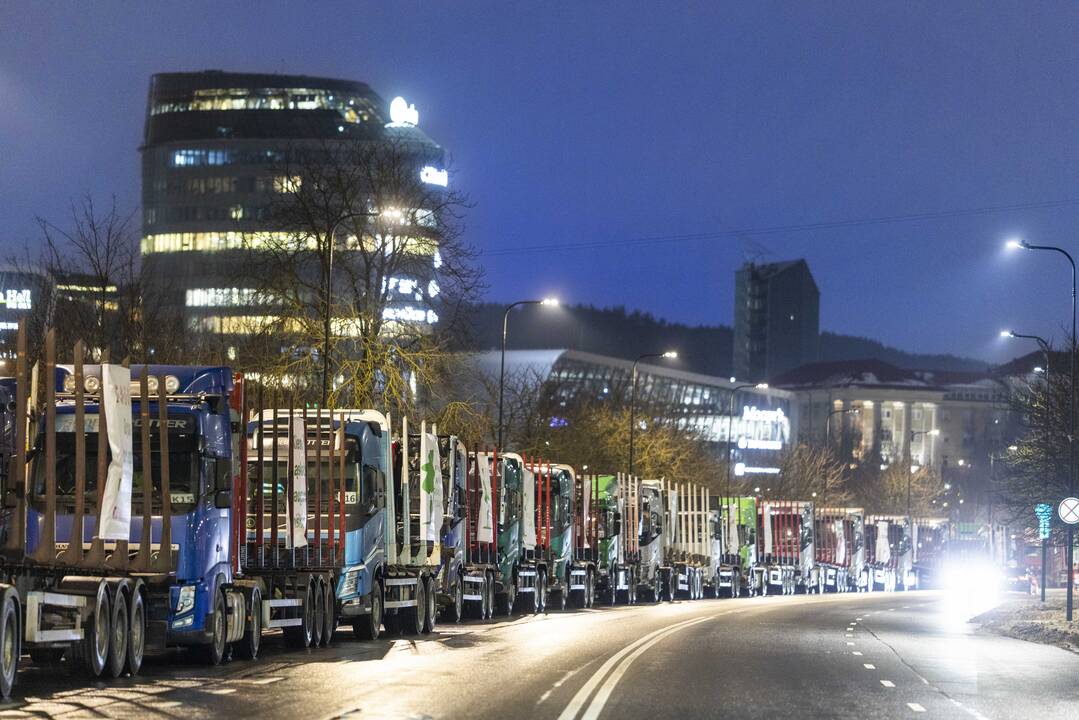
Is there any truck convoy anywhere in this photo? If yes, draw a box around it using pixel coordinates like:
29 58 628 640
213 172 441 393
0 321 1000 699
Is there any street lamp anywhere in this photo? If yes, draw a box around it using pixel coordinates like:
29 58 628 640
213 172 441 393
496 297 559 450
321 210 379 409
1001 330 1052 382
1007 236 1077 620
724 381 768 557
628 350 678 476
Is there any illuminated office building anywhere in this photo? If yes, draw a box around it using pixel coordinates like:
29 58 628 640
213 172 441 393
141 71 447 337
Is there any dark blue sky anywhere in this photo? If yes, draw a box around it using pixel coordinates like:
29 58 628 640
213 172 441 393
3 2 1079 363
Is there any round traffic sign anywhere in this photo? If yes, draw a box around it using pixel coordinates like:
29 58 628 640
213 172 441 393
1060 497 1079 525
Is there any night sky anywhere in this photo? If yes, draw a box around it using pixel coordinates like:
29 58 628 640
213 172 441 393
3 2 1079 363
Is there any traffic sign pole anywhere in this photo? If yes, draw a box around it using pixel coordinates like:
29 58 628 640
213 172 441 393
1058 497 1079 617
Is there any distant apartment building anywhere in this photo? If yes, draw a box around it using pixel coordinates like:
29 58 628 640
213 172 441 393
140 70 447 338
733 259 819 383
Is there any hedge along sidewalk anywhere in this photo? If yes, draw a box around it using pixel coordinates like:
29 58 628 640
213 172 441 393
973 592 1079 654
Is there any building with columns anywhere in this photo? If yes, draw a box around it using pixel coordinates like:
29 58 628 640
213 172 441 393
774 359 1018 475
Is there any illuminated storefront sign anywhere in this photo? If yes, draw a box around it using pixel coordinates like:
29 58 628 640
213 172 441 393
388 96 419 127
731 405 789 450
0 289 32 310
420 166 448 187
734 463 781 476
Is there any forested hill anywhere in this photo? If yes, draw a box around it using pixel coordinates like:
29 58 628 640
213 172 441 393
456 302 987 377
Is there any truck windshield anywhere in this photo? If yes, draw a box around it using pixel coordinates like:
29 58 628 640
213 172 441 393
31 432 199 514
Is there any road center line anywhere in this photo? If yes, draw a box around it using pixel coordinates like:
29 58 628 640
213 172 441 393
908 702 926 712
881 680 895 688
864 663 876 669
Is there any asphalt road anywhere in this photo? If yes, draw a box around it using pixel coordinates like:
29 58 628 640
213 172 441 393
1 590 1077 719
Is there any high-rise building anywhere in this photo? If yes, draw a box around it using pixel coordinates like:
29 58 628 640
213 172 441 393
733 259 819 383
140 70 447 338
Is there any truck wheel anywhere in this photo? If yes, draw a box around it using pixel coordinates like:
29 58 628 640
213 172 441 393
106 588 128 678
78 582 110 677
498 574 517 616
484 573 495 619
403 578 426 635
535 571 547 614
443 579 463 623
352 580 381 641
311 581 325 648
322 579 336 646
236 588 262 660
126 588 146 676
585 570 595 608
200 590 228 665
0 591 19 699
422 577 437 634
284 583 315 649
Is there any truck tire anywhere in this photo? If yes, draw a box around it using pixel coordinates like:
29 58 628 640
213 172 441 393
535 571 547 614
106 588 128 678
284 583 315 649
443 578 463 623
77 582 110 677
402 578 426 636
498 574 516 616
126 587 146 676
200 589 228 665
322 579 336 646
311 580 325 648
422 577 437 634
352 580 381 641
585 570 595 608
0 590 19 699
484 572 495 619
236 588 262 660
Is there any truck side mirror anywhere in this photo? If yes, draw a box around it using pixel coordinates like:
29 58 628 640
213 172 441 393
213 489 231 509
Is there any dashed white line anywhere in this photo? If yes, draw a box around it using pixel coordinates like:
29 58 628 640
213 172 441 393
907 702 926 712
863 663 876 669
881 680 895 688
846 642 855 646
846 634 854 638
851 651 863 656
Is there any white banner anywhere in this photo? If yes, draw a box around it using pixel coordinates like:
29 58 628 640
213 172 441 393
725 502 739 555
581 472 590 548
836 520 848 565
876 520 890 564
420 433 444 542
99 365 133 541
288 416 307 549
762 502 773 556
667 486 678 545
521 463 536 549
477 456 494 543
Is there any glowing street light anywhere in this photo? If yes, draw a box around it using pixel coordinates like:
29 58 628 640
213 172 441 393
1005 238 1027 250
629 349 679 475
497 297 562 449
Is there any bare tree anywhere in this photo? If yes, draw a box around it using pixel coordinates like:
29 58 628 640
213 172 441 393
239 135 481 413
11 195 188 361
775 443 850 505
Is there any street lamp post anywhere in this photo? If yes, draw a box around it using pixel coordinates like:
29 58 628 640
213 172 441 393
628 351 678 477
1007 238 1077 620
1001 330 1052 382
321 210 378 409
496 298 559 451
724 381 768 557
909 428 941 540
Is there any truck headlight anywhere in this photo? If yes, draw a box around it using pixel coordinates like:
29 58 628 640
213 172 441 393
175 585 196 615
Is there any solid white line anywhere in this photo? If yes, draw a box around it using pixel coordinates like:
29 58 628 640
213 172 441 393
864 663 876 669
908 702 926 712
881 680 895 688
579 617 711 720
556 616 709 720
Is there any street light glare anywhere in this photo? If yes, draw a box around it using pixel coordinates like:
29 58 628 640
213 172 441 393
1005 238 1025 250
662 350 678 359
540 297 559 307
756 383 769 389
1000 330 1014 338
927 428 941 436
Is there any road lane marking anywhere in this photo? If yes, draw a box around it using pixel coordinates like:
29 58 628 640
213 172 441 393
908 703 926 712
851 651 863 656
881 680 895 688
538 666 591 705
846 642 855 646
556 615 710 720
846 634 854 638
864 663 876 669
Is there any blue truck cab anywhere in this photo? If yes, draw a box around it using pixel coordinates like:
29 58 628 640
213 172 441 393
27 365 237 651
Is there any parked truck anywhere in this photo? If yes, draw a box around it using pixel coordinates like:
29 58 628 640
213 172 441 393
813 508 866 593
717 496 757 598
587 473 639 605
756 500 815 595
863 515 912 591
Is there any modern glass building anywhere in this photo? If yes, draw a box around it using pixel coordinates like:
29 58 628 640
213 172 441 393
475 349 796 476
140 70 448 340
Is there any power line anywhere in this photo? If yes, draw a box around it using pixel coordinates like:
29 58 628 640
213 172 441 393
479 196 1079 257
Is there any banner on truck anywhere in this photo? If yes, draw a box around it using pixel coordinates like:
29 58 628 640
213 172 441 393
420 433 444 542
875 520 890 564
522 462 537 548
477 456 494 543
99 364 133 541
287 416 308 549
